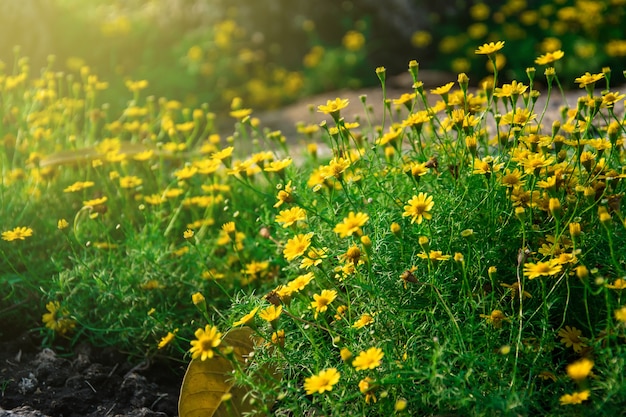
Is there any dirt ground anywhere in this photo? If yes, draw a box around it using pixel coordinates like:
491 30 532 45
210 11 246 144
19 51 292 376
0 330 183 417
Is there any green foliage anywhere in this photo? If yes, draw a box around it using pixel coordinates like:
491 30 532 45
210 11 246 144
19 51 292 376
2 28 626 417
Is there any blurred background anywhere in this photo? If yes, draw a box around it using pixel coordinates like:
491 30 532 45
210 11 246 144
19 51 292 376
1 0 625 113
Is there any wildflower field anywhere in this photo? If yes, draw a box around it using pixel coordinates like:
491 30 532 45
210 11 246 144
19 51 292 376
2 11 626 415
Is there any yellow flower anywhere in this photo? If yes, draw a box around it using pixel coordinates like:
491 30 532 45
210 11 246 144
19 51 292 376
283 232 314 261
274 181 294 208
475 41 505 55
352 347 384 371
566 358 593 381
191 292 205 305
523 260 562 279
63 181 95 193
189 325 222 361
575 72 604 88
2 226 34 241
259 305 283 323
264 158 293 173
353 313 375 329
286 272 315 293
233 307 259 327
559 390 590 405
158 330 178 349
184 229 195 239
558 326 587 353
229 108 253 119
322 157 351 180
402 193 434 224
602 91 626 107
430 82 455 96
417 250 451 262
174 166 198 180
303 368 340 395
614 306 626 323
358 377 377 404
57 219 70 230
333 212 369 238
342 30 365 51
317 97 349 116
535 50 564 65
300 247 328 269
119 176 143 189
271 329 285 347
310 289 338 318
276 207 307 228
480 310 510 328
42 301 76 335
340 347 353 362
83 196 108 207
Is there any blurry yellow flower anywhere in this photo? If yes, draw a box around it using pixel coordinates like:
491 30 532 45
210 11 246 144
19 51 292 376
317 98 349 116
417 250 451 262
286 272 315 293
42 301 76 335
310 289 337 318
333 212 369 238
57 219 70 230
322 157 351 180
614 306 626 323
304 368 340 395
475 41 505 55
523 260 562 279
283 232 314 261
83 196 108 207
64 181 95 193
174 166 199 180
259 305 283 323
158 330 178 349
342 30 365 51
300 247 328 269
352 347 384 371
411 30 432 48
276 207 307 228
480 309 510 328
233 307 259 327
271 329 285 347
535 50 564 66
191 292 205 305
2 226 33 241
359 377 378 404
607 278 626 290
125 79 149 92
353 313 375 329
560 390 590 405
558 326 587 352
566 358 593 381
119 176 143 189
574 72 604 88
430 82 455 96
229 108 253 119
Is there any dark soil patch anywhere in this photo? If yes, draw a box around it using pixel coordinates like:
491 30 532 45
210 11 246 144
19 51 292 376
0 331 184 417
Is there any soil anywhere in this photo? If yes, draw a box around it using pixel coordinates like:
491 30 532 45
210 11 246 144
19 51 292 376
0 331 184 417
